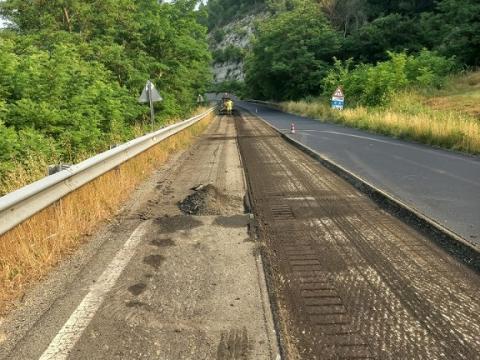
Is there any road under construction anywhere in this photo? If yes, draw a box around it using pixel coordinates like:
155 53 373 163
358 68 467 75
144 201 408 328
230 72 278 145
0 108 479 359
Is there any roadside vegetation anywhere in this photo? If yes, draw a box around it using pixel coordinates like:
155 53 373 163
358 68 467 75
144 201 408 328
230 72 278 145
282 77 480 154
0 113 213 314
0 0 215 312
0 0 211 195
206 0 479 154
212 45 246 64
282 54 480 154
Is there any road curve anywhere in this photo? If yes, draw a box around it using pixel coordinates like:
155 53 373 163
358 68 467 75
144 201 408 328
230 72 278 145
239 101 480 244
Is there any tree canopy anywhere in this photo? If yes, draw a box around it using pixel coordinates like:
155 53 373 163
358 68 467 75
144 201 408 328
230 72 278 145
245 2 340 100
235 0 479 100
201 0 267 29
0 0 212 188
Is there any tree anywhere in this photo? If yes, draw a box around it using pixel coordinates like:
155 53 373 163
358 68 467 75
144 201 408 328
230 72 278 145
0 0 212 184
245 2 340 100
364 0 435 18
434 0 480 66
0 0 139 40
319 0 367 37
342 13 428 63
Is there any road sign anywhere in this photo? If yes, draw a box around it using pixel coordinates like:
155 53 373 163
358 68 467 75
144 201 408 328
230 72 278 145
331 98 345 109
331 87 345 110
139 80 163 132
138 80 163 103
332 87 344 98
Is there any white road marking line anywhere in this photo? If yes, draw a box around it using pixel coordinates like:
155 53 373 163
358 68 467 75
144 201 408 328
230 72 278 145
295 129 480 165
39 221 150 360
285 196 316 201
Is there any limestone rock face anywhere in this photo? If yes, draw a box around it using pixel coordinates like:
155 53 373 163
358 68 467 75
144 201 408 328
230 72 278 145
209 13 267 83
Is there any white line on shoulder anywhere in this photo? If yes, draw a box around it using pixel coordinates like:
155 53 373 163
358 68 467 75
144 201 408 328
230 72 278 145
39 221 150 360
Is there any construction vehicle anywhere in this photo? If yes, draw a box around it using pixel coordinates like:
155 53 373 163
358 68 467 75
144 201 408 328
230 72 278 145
218 93 234 115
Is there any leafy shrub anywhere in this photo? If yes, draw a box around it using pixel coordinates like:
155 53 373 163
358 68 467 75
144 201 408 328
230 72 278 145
209 80 246 97
213 29 225 43
0 121 18 165
212 45 245 64
0 0 212 192
405 49 457 87
0 39 141 159
323 50 456 106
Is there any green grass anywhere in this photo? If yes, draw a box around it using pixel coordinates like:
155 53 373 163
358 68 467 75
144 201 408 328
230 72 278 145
281 72 480 155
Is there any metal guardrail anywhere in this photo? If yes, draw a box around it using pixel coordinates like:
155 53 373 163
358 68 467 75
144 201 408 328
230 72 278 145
0 108 214 236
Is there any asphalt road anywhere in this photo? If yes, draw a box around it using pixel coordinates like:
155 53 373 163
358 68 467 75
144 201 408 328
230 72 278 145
236 110 480 359
0 116 278 360
239 101 480 244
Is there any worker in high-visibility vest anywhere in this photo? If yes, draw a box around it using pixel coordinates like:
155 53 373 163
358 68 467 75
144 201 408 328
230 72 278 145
226 99 233 115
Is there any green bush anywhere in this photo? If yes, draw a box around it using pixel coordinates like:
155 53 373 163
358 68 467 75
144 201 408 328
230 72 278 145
209 80 246 97
0 121 18 164
405 49 457 88
323 50 456 106
0 39 141 159
212 45 245 64
0 0 212 191
213 29 225 43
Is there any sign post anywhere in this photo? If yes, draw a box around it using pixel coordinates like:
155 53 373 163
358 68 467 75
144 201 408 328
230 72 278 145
331 87 345 110
139 80 163 131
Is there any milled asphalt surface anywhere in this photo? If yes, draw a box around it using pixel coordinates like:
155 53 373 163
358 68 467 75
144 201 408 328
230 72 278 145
239 101 480 244
235 110 480 359
0 116 278 360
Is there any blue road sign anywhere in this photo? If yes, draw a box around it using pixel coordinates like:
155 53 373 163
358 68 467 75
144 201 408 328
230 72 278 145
331 87 345 110
331 98 344 110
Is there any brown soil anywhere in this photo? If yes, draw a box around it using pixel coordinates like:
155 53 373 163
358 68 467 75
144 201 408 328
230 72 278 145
179 184 223 215
179 184 242 216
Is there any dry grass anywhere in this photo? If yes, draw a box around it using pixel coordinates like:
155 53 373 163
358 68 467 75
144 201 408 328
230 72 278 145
282 88 480 154
0 113 212 314
425 72 480 119
0 107 212 197
0 154 52 196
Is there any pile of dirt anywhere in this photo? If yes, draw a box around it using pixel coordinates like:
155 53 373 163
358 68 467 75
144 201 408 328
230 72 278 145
179 184 227 215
